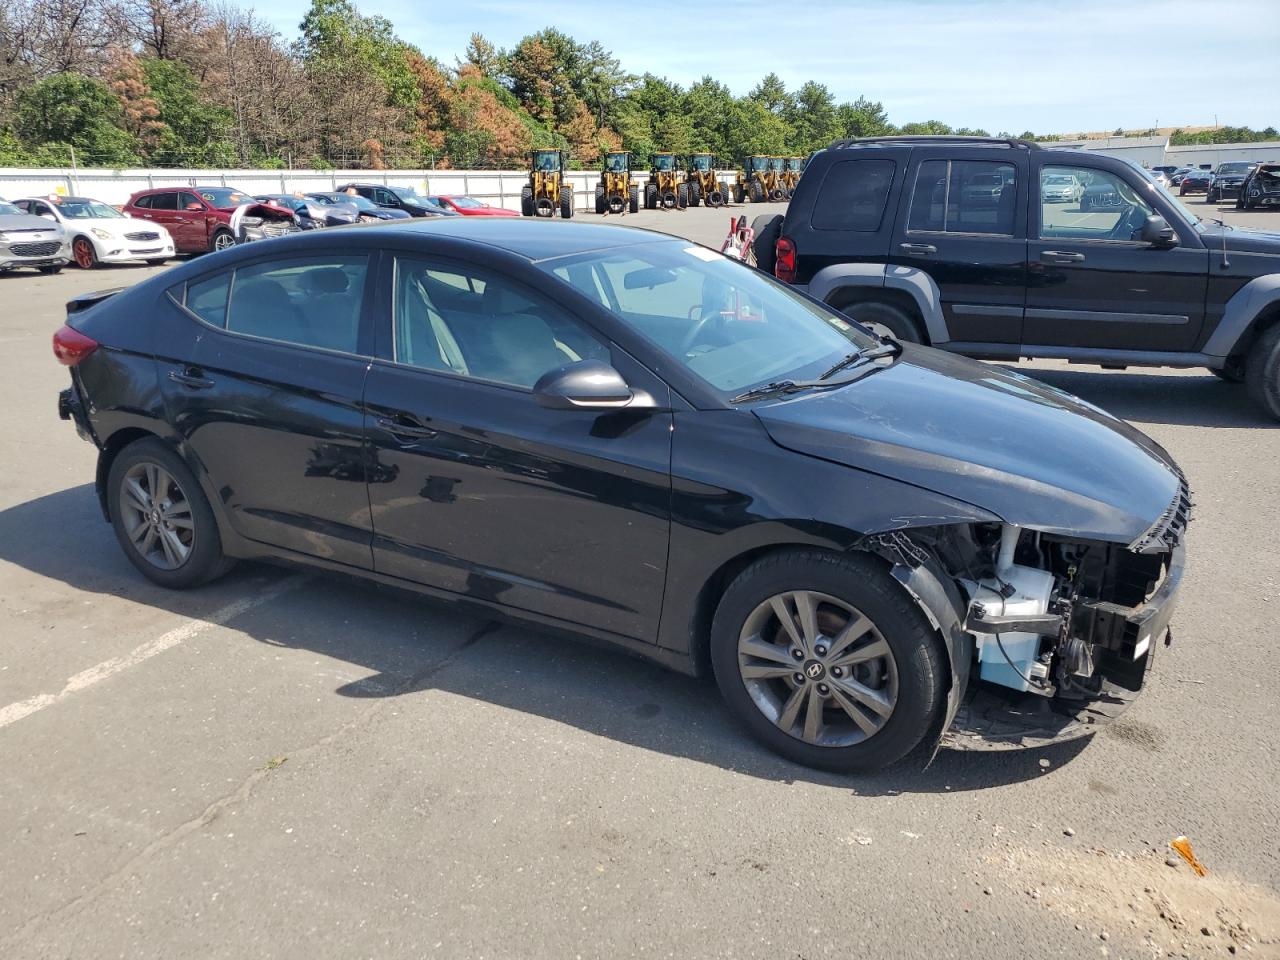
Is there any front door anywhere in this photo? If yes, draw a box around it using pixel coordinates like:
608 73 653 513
1024 161 1209 351
159 250 378 568
889 150 1029 345
362 254 673 641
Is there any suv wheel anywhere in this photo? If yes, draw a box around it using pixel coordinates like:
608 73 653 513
1209 356 1246 383
210 228 234 253
1245 323 1280 421
839 300 923 343
710 550 946 773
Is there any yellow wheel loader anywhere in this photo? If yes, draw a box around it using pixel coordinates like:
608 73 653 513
644 153 688 210
595 152 639 214
684 154 730 207
521 149 574 218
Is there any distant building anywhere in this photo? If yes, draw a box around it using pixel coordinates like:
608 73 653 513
1051 134 1280 169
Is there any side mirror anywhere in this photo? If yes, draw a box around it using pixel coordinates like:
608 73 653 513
1139 215 1177 248
533 359 657 411
185 202 203 211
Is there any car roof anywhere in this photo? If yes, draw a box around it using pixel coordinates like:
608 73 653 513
374 218 677 261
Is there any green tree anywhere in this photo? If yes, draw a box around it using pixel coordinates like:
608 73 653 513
143 58 236 166
14 73 140 165
749 73 790 114
836 96 890 139
786 81 840 153
461 33 500 77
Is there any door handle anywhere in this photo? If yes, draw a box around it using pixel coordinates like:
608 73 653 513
899 242 937 255
377 415 437 441
1041 250 1086 263
168 367 215 390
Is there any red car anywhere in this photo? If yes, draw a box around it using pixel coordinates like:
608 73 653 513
122 186 265 253
428 195 519 217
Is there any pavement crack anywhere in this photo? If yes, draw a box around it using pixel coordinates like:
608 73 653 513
1 619 501 951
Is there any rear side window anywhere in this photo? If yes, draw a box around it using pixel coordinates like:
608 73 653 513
908 159 1017 236
185 274 231 327
150 193 179 211
811 159 896 231
131 195 152 209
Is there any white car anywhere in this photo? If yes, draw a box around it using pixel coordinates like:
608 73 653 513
14 196 174 269
1040 173 1083 203
0 198 69 274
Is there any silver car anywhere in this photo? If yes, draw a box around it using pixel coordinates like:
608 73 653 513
0 198 70 273
1040 173 1082 203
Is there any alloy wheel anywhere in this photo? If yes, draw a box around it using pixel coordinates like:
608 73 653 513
73 237 96 269
213 232 235 252
119 461 195 570
737 590 898 747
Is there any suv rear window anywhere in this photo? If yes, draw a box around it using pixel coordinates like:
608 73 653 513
908 160 1017 236
811 159 896 232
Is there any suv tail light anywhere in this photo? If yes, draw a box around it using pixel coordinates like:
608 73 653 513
52 325 99 366
775 235 796 283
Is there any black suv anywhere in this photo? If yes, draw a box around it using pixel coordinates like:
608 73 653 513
1206 161 1256 205
757 136 1280 419
332 183 457 217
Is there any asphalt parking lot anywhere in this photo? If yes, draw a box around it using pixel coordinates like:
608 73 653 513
2 200 1278 959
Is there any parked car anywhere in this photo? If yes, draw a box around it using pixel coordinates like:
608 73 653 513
1178 169 1212 195
229 201 302 244
305 192 411 222
54 218 1189 772
1150 165 1179 180
332 183 458 217
1206 161 1255 204
428 195 519 217
1149 171 1170 188
123 186 257 254
1040 172 1083 203
960 172 1006 206
13 195 173 268
1168 168 1194 187
254 194 359 229
0 197 70 273
751 134 1280 419
1238 163 1280 209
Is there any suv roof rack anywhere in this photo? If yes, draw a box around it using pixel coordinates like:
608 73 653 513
830 135 1043 151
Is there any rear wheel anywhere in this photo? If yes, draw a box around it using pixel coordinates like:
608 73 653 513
1245 322 1280 421
72 236 98 269
689 182 701 207
108 438 233 589
521 186 534 217
1209 356 1246 383
839 300 923 343
751 214 783 274
749 181 764 203
595 186 606 214
560 191 573 219
677 184 688 209
710 550 946 773
644 184 657 209
38 264 63 274
629 185 640 213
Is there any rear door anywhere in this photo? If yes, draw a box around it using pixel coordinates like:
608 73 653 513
1024 159 1209 351
140 192 188 248
160 249 378 568
889 147 1029 345
361 252 673 641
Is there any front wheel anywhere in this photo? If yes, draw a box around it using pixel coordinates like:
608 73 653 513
146 258 168 266
710 550 947 773
108 438 233 588
38 264 64 274
72 236 98 269
629 185 639 214
1245 323 1280 421
210 229 234 253
559 192 573 219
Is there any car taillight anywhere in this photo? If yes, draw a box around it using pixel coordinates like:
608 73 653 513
775 235 796 283
52 325 99 366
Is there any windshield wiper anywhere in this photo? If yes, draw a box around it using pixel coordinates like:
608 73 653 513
730 380 810 403
817 340 901 381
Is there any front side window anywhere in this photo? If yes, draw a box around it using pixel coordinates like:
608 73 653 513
543 241 878 396
189 255 371 353
812 159 896 232
393 257 609 388
907 159 1017 235
178 192 203 210
1039 165 1154 241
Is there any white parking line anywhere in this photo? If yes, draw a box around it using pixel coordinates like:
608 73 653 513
0 574 309 731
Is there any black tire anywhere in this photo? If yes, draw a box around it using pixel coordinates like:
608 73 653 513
209 228 234 253
1209 356 1246 383
1245 322 1280 421
560 191 573 219
146 258 168 266
520 186 534 217
629 185 639 214
1204 192 1216 204
644 184 657 209
689 182 701 207
108 437 234 589
38 265 63 274
710 549 947 773
751 214 783 274
839 299 924 343
735 184 746 204
749 181 764 203
595 186 606 214
677 184 688 209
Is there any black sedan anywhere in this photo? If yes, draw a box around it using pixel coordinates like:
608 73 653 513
306 191 412 222
53 220 1187 773
1178 169 1213 195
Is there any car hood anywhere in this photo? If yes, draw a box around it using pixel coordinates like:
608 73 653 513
752 345 1181 543
1202 224 1280 255
0 213 63 233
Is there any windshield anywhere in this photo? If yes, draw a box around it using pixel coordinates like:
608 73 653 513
59 199 124 219
767 158 785 172
653 155 674 171
540 241 878 396
534 151 560 171
690 156 711 171
605 155 628 172
1217 163 1252 175
1128 161 1205 231
787 159 803 171
0 201 21 216
197 188 252 208
448 196 483 208
311 193 375 212
748 157 768 172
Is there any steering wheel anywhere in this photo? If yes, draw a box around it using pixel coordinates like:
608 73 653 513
679 305 728 355
1107 203 1147 241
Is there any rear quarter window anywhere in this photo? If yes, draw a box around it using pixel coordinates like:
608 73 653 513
810 159 897 231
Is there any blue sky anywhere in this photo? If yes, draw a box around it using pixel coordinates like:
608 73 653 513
260 0 1277 134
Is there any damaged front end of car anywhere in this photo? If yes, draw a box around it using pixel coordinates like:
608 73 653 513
236 203 302 244
863 475 1190 751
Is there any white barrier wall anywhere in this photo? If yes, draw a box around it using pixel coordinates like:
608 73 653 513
0 166 742 212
